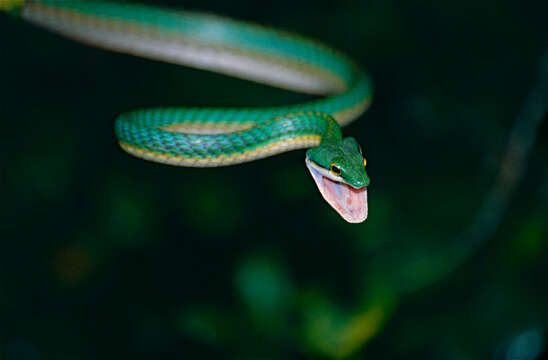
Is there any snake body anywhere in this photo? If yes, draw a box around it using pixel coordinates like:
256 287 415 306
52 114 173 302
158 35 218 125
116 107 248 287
4 0 373 222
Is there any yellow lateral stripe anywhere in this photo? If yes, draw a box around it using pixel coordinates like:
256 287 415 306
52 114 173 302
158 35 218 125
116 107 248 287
119 135 321 167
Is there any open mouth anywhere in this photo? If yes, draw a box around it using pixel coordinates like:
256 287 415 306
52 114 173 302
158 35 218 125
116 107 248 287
305 159 368 223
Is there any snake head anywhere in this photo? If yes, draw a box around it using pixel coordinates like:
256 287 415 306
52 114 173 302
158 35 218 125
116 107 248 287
305 137 370 223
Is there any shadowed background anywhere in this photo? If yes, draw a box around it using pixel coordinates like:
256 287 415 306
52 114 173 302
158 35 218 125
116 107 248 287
1 0 547 359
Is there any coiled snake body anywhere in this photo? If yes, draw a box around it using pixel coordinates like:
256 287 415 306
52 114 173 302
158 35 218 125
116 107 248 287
3 0 373 223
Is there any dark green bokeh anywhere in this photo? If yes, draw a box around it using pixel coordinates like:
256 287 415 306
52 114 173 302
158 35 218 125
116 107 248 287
1 0 547 359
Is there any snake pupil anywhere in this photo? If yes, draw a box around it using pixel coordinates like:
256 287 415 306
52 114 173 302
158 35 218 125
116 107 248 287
330 164 341 176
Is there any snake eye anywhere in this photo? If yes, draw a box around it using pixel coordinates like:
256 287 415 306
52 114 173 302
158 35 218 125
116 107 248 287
363 157 367 167
330 163 342 176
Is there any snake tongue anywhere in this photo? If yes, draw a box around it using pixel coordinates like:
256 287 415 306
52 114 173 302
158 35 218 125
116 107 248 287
306 162 368 223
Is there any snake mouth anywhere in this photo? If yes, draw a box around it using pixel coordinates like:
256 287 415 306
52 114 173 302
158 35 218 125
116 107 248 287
305 158 368 223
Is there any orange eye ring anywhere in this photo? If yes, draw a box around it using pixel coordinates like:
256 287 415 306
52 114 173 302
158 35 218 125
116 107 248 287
363 157 367 167
330 163 342 176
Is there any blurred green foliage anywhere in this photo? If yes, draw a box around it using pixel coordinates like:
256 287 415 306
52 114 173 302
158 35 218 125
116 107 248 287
1 0 547 359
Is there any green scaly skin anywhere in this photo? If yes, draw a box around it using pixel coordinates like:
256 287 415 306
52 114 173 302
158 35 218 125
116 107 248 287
307 137 370 189
4 0 373 221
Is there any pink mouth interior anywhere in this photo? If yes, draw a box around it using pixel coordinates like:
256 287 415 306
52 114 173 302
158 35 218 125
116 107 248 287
306 161 368 223
320 176 368 223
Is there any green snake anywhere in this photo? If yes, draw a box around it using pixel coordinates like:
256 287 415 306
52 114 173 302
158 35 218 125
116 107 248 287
3 0 373 223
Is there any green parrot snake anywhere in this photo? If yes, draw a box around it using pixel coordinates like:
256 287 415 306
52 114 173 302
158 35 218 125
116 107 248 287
2 0 373 223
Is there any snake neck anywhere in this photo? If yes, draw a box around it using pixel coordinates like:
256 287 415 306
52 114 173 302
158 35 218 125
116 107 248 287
269 111 342 143
115 110 342 167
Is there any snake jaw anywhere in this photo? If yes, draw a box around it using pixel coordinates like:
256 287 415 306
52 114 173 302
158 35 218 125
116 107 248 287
305 158 368 223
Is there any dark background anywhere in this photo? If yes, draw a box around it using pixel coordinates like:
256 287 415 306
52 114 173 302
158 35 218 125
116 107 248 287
1 0 547 359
